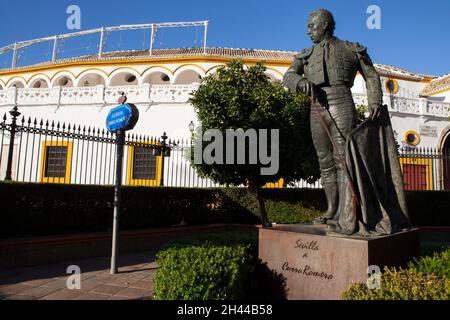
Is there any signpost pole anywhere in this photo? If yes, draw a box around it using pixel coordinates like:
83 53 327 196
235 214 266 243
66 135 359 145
106 101 138 275
111 130 125 275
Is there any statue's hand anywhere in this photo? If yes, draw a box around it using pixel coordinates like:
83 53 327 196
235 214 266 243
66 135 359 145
297 78 314 97
369 104 382 121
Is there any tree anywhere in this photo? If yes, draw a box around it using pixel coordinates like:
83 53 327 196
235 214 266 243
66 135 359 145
189 60 319 227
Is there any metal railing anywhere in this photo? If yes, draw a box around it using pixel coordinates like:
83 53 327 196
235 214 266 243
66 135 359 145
1 106 448 190
0 21 209 70
399 147 450 191
0 107 319 188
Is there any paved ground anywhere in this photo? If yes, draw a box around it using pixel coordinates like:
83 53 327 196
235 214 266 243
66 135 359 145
0 252 157 300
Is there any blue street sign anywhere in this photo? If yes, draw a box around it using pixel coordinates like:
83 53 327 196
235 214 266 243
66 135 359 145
106 103 139 133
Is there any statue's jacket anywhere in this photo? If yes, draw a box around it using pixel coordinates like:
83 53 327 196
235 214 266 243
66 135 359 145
284 37 383 108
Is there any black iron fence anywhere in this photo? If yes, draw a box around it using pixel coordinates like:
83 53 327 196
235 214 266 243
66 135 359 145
1 107 448 190
399 147 450 191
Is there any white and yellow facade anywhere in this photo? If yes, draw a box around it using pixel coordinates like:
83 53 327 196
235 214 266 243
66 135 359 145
0 46 449 188
0 48 449 147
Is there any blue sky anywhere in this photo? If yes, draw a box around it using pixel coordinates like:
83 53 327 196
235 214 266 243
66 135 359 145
1 0 449 76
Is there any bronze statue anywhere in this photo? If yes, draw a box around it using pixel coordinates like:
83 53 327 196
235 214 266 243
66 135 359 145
284 9 411 236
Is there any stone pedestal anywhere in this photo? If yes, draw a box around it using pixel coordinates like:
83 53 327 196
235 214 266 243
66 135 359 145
258 225 420 300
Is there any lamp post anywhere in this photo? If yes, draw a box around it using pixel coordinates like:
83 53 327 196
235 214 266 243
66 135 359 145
5 106 21 181
189 121 195 145
160 132 168 187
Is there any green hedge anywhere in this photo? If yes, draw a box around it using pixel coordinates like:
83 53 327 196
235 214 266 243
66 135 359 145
408 247 450 278
154 232 256 300
343 247 450 300
0 183 323 239
342 267 450 300
0 182 449 239
153 231 287 300
154 244 250 300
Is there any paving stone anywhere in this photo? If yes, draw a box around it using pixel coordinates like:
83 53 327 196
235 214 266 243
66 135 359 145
39 289 83 300
142 275 155 281
73 292 110 300
0 284 34 296
114 287 151 299
17 286 61 299
20 278 55 287
117 272 149 281
91 285 124 296
0 252 158 301
107 295 132 300
80 273 98 281
77 278 105 291
41 278 70 289
129 280 154 290
2 294 37 300
104 277 139 288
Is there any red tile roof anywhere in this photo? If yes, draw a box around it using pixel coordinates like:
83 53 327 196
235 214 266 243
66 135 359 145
421 74 450 96
2 47 439 83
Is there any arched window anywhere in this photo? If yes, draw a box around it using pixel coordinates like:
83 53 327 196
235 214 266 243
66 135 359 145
109 72 139 86
53 75 74 88
30 78 49 89
174 70 202 85
77 73 106 87
8 79 26 89
144 72 171 85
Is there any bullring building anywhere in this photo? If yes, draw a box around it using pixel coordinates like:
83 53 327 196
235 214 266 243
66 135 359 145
0 22 449 190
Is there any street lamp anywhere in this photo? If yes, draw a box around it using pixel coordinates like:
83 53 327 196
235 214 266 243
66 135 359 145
160 132 168 187
189 121 195 135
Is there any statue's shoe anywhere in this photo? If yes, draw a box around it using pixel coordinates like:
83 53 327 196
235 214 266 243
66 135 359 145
326 219 338 227
313 215 333 225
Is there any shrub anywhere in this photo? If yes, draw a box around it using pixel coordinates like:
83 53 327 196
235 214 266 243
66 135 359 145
266 200 322 224
342 267 450 300
1 181 449 239
154 243 251 300
408 247 450 278
167 231 258 250
222 188 324 224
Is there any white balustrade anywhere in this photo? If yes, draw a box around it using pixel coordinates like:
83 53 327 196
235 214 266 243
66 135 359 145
426 101 450 117
0 88 17 106
59 86 105 105
391 96 421 115
149 84 199 103
17 87 60 105
104 85 150 104
0 85 448 119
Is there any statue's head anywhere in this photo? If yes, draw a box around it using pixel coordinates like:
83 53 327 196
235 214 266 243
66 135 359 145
308 9 336 44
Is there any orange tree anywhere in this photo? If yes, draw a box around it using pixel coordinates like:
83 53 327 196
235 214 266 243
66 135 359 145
189 60 319 227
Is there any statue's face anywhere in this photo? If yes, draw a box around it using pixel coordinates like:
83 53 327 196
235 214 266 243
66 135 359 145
307 14 327 44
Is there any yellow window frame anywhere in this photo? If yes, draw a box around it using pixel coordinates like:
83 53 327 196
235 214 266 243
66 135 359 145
127 142 163 187
40 141 73 184
399 157 433 190
264 178 285 189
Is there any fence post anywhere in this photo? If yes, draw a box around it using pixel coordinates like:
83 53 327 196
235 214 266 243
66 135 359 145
4 106 21 181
